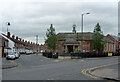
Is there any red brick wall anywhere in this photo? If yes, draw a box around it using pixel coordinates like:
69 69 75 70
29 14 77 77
107 34 118 52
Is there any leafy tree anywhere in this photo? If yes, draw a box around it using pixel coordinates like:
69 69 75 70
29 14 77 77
92 23 104 53
45 24 58 52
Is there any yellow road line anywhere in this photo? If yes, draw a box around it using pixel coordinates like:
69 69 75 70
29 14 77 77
82 62 120 79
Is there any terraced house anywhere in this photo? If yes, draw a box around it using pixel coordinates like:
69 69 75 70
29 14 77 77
1 32 41 56
0 33 9 57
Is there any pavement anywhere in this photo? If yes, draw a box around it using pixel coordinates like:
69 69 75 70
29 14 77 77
58 56 71 59
90 68 119 81
1 58 18 69
87 57 120 81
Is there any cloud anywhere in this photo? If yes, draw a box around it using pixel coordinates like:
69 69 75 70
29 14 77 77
0 1 118 44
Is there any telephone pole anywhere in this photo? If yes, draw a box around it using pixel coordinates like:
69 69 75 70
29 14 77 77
36 35 38 54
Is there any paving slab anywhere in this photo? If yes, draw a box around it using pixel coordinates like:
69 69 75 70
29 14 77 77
90 66 119 81
1 58 18 69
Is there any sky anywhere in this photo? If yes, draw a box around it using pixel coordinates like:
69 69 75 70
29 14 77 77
0 0 119 44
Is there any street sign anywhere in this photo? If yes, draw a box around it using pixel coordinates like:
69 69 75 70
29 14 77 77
108 53 112 56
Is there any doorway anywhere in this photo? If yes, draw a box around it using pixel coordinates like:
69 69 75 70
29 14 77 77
67 45 73 53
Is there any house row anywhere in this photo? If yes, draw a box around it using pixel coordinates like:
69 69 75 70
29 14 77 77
0 32 42 57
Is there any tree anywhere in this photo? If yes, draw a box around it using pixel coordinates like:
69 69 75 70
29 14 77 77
45 24 58 52
92 23 104 53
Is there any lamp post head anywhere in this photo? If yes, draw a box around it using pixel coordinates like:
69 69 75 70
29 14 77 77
82 13 90 15
7 22 11 26
86 13 90 14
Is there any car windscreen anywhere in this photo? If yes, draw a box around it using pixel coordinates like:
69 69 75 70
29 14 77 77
8 53 15 55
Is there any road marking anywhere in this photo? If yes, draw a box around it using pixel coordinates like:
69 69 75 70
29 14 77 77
48 78 54 80
82 62 120 79
80 60 85 62
40 60 44 61
54 59 61 62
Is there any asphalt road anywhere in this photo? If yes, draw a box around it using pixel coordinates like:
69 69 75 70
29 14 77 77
2 54 119 80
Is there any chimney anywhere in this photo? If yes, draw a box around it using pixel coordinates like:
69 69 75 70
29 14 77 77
16 36 18 41
20 38 21 42
22 39 24 42
12 35 15 40
25 41 27 43
19 38 21 42
7 32 10 38
28 41 30 44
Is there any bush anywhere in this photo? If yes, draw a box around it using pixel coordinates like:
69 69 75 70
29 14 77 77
70 52 120 58
71 53 80 59
47 52 53 58
42 52 49 57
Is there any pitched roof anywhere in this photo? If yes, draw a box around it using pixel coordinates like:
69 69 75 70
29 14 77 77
103 36 115 43
65 38 79 44
57 32 115 43
110 35 118 41
57 32 93 40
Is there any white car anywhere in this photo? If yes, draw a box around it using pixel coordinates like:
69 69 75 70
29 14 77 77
6 52 16 60
40 50 44 53
14 52 20 59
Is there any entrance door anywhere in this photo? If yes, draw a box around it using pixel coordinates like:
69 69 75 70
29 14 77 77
67 45 73 53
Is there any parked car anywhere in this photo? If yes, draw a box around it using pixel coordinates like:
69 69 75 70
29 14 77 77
40 50 44 53
26 52 31 55
14 52 20 59
6 52 16 60
52 52 58 59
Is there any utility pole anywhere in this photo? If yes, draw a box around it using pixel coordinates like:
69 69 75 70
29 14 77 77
36 35 38 54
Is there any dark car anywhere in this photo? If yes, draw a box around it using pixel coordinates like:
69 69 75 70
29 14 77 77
52 52 58 59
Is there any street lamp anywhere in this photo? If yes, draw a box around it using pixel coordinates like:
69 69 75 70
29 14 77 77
81 13 90 53
7 22 10 33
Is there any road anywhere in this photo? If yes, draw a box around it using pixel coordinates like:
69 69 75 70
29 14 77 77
2 54 119 80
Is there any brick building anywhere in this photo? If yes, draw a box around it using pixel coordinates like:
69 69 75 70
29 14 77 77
107 34 119 52
0 33 9 57
1 32 41 54
56 32 115 55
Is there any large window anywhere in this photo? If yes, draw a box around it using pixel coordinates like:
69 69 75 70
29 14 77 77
106 43 108 51
114 44 116 52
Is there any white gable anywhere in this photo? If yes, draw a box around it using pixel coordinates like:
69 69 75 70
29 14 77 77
0 33 14 49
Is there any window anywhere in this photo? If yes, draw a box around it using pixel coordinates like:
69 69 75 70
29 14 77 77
106 43 108 51
109 44 110 51
114 44 116 52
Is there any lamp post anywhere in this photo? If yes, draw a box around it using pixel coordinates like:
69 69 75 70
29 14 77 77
7 22 10 33
81 13 90 53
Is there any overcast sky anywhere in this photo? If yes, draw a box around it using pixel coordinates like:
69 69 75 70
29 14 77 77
0 0 118 44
